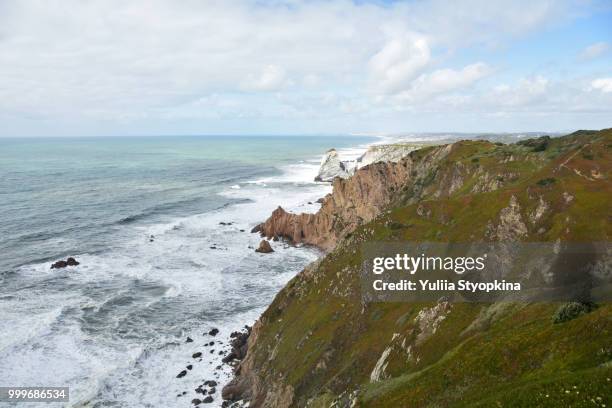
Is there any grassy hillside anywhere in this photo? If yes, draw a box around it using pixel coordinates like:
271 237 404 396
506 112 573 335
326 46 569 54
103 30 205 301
234 129 612 407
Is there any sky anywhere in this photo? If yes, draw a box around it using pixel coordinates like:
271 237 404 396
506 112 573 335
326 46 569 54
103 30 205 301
0 0 611 137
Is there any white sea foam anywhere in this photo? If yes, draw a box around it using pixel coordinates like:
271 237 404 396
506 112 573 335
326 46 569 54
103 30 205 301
1 136 383 408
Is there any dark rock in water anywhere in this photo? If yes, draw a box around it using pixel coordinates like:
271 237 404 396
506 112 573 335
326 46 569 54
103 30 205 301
192 398 202 405
255 240 274 253
51 260 68 269
192 352 202 358
186 337 194 343
250 224 262 234
239 229 245 232
187 365 193 370
204 380 217 387
177 370 187 378
210 349 215 353
208 328 219 336
51 257 80 269
203 395 214 403
66 257 79 266
272 235 279 241
209 387 216 394
210 246 217 250
308 201 313 204
215 365 222 370
208 341 215 345
195 387 206 395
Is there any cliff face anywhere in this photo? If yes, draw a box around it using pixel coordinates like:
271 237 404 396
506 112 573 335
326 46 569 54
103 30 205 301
228 129 612 408
257 143 453 251
313 143 425 183
314 149 351 182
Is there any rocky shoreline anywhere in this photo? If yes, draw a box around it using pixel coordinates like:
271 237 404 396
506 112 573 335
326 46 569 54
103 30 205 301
252 142 452 252
218 130 612 407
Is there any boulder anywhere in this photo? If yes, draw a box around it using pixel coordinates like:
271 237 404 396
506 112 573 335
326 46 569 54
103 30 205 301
66 257 79 266
255 240 274 253
208 328 219 336
51 257 80 269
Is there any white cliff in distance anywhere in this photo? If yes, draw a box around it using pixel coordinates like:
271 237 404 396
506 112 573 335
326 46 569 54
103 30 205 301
314 143 424 182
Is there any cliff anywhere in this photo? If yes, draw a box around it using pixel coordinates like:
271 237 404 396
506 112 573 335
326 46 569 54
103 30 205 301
313 142 426 183
257 143 452 251
227 129 612 407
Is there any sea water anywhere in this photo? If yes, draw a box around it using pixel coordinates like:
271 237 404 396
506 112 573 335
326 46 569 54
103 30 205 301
0 135 374 407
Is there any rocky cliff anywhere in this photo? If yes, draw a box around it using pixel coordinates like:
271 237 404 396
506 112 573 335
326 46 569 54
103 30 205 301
314 143 425 183
227 129 612 407
314 149 351 182
257 143 453 251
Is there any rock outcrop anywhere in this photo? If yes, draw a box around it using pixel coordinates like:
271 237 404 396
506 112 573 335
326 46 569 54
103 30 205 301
314 149 351 182
51 257 79 269
255 240 274 253
256 144 452 251
314 143 424 183
356 143 421 168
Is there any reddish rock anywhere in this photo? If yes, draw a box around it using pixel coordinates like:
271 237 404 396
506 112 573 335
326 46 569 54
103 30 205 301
255 240 274 253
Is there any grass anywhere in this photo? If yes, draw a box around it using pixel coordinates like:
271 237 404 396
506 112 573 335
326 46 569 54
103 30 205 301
240 129 612 407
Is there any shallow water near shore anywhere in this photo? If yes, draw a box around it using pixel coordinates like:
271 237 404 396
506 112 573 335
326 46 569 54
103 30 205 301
0 135 374 407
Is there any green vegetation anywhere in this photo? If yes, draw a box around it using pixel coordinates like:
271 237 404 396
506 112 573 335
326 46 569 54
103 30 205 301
243 129 612 407
553 302 598 324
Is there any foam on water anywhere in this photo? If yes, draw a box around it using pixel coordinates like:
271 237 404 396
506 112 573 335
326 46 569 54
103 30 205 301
0 136 378 408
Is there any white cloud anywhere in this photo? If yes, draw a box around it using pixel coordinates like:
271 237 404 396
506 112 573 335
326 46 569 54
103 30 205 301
579 42 609 60
591 78 612 93
0 0 606 135
368 34 431 95
491 76 550 107
396 62 491 101
242 65 287 91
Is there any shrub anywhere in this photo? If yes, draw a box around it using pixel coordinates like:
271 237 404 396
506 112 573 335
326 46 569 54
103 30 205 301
517 135 550 152
536 177 556 186
552 302 597 324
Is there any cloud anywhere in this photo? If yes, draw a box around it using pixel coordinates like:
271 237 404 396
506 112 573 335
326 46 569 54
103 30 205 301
395 62 491 101
242 65 287 91
368 34 431 95
491 76 550 107
0 0 606 135
591 78 612 93
579 42 609 60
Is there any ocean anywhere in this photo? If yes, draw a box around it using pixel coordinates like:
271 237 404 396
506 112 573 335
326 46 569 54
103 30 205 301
0 135 375 407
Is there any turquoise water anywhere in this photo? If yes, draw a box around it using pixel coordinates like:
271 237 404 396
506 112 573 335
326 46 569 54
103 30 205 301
0 135 374 407
0 135 372 272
